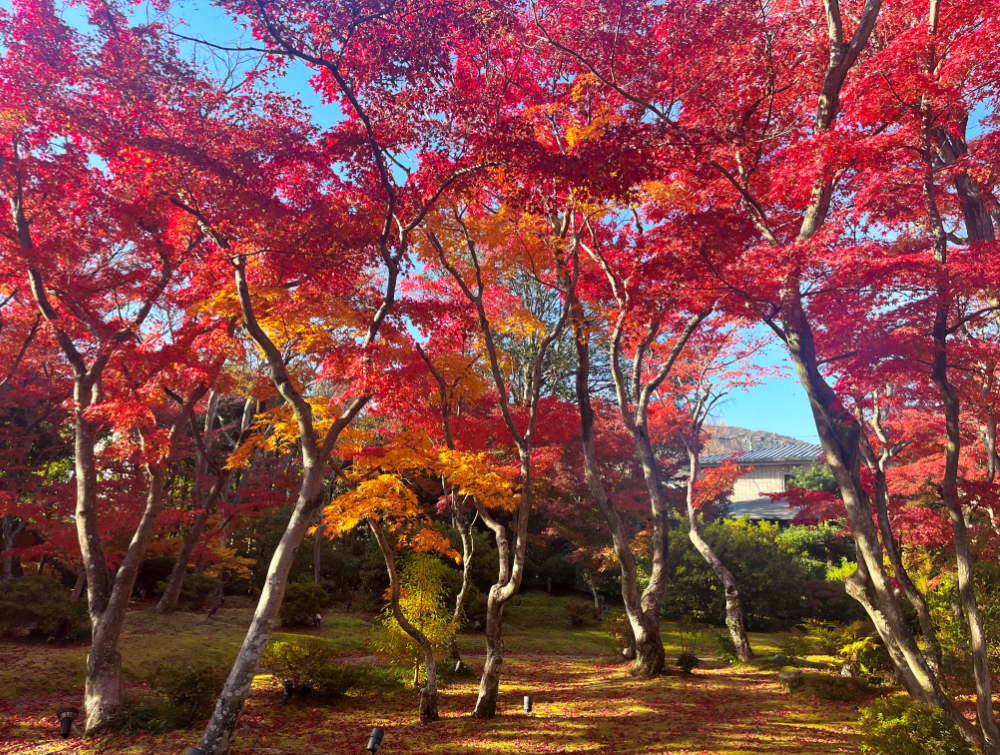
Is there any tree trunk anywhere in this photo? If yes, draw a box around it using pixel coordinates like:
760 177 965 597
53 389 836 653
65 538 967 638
449 495 475 661
72 570 86 601
1 515 27 583
559 269 672 677
685 449 753 662
196 464 327 754
779 288 990 752
368 517 439 723
313 518 323 585
157 508 212 615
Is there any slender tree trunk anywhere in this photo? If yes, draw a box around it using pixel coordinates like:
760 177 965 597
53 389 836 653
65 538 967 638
1 515 27 583
196 464 327 754
558 250 674 677
313 519 323 585
449 495 475 662
859 432 942 674
685 448 753 662
72 570 86 601
931 300 1000 750
157 508 212 614
369 518 439 723
196 259 370 754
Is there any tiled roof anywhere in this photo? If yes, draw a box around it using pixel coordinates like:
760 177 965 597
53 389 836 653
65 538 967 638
700 443 822 467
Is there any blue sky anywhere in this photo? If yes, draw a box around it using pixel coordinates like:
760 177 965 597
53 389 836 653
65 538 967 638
712 345 817 441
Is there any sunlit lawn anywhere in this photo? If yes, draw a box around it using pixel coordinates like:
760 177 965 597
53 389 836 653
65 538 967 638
0 591 862 755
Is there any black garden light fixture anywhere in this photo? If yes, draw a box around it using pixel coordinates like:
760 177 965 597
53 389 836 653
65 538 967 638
367 727 385 753
523 695 533 713
282 680 295 705
57 707 78 738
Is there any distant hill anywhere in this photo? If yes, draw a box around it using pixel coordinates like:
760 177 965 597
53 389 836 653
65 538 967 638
702 424 806 455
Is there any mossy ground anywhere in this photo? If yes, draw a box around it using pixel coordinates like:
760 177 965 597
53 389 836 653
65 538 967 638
0 590 863 754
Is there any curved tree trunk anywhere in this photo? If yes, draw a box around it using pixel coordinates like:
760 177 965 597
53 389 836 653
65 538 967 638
449 493 475 662
195 259 370 755
685 448 753 662
369 518 439 723
196 464 327 753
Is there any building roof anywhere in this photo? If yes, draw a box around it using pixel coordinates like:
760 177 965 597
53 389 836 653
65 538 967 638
700 443 822 467
726 497 801 521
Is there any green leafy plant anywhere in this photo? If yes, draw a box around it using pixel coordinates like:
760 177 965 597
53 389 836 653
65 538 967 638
279 582 328 627
777 630 811 665
109 695 189 735
605 613 636 658
371 554 457 685
146 654 233 724
0 575 88 640
676 652 701 675
715 631 739 665
564 602 593 627
263 636 357 699
859 696 973 755
798 672 869 702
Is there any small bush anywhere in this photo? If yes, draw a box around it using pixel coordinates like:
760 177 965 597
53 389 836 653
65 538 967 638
605 613 636 658
799 672 869 702
146 655 232 724
279 582 328 627
859 696 973 755
715 632 739 665
676 652 701 675
777 631 811 664
263 636 356 699
565 602 594 627
110 695 189 735
0 575 89 640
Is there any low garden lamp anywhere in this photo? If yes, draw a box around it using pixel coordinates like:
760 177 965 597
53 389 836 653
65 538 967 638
367 727 385 753
57 707 78 738
282 680 295 705
523 696 533 713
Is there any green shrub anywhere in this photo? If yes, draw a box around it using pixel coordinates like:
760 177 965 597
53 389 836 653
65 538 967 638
661 519 812 629
605 613 636 658
715 631 739 665
676 652 701 675
564 602 593 627
110 695 189 735
859 696 973 755
799 672 869 702
263 636 356 698
0 575 89 640
279 582 327 626
371 555 457 685
146 654 232 724
777 631 811 665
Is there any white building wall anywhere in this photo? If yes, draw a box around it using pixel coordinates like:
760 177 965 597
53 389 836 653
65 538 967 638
731 464 793 502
